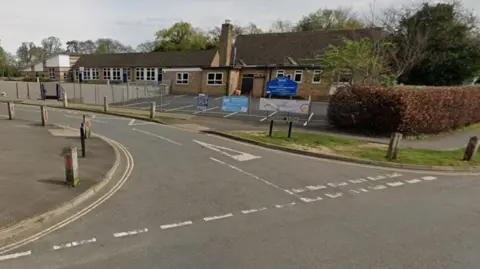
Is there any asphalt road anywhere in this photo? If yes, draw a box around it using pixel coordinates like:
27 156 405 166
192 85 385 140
112 94 329 125
2 104 480 268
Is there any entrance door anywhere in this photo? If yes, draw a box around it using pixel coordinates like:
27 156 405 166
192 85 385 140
157 69 163 82
241 75 254 95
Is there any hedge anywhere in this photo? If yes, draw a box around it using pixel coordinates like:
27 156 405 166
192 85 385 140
327 85 480 135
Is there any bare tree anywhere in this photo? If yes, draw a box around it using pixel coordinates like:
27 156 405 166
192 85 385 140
269 20 295 33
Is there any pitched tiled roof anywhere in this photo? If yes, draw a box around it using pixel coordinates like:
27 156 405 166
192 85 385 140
233 28 385 66
73 50 218 68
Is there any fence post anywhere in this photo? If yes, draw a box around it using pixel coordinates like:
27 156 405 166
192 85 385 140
63 91 68 107
7 102 14 120
386 132 403 160
16 83 19 99
63 146 80 187
27 83 30 99
80 123 86 158
103 96 108 112
150 101 156 119
40 105 48 126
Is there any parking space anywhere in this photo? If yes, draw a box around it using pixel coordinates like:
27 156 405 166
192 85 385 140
112 93 329 126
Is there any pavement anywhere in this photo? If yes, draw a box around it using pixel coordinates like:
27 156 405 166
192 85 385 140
0 118 115 231
1 103 480 268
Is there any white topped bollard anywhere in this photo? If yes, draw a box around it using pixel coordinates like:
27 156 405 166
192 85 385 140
63 146 79 187
7 102 14 120
83 115 91 139
150 101 156 119
40 105 48 126
63 91 68 108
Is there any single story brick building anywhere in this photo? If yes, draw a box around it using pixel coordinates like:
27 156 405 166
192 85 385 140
23 21 382 100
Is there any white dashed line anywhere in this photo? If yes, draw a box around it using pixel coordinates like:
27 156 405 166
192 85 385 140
306 185 327 190
370 185 387 190
327 182 348 187
160 221 193 230
386 182 404 187
113 228 148 238
53 238 97 250
132 128 183 146
275 202 296 208
164 105 193 112
386 173 402 178
292 188 306 193
348 179 366 184
350 190 361 194
0 251 32 261
300 197 323 203
406 179 422 184
204 213 233 222
422 176 437 181
368 176 386 181
242 207 267 214
325 192 343 199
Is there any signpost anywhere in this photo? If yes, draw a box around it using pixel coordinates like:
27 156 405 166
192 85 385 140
197 93 209 113
221 96 249 113
7 102 14 120
265 76 298 96
267 116 300 138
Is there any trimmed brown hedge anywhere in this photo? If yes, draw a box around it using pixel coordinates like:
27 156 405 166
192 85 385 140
327 85 480 135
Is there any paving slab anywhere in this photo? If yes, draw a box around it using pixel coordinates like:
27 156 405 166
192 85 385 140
0 118 115 230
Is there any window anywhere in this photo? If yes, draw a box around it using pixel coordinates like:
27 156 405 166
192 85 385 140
92 68 99 80
146 68 155 81
123 68 131 81
103 68 111 80
83 68 91 80
135 68 144 80
176 72 189 85
49 68 55 79
207 72 223 85
63 72 68 80
312 70 323 84
293 70 303 83
112 68 121 80
276 70 285 78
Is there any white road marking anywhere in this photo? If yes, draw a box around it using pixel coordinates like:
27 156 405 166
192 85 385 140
193 106 219 115
350 190 361 194
292 188 306 193
386 181 404 187
306 185 327 190
406 179 422 184
160 221 193 230
370 185 387 190
123 101 152 107
64 115 108 123
327 182 348 187
275 202 296 208
209 157 296 197
173 95 187 98
0 251 32 261
386 173 402 178
164 105 193 112
113 228 148 238
422 176 437 181
359 188 369 192
132 128 182 146
53 238 96 250
325 192 343 199
128 119 135 126
367 176 386 181
300 197 323 203
194 140 261 162
128 119 154 126
224 111 240 118
204 213 233 222
348 179 367 184
241 207 267 214
284 190 294 195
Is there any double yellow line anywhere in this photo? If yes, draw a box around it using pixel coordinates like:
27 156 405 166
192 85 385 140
0 132 134 255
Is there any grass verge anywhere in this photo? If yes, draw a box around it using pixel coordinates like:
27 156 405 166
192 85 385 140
229 131 480 167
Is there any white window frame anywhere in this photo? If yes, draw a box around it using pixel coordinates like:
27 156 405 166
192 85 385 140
103 68 111 80
136 68 144 81
312 70 322 84
176 72 189 85
146 68 155 81
83 68 91 80
92 68 99 80
49 68 55 79
293 70 303 83
112 68 121 80
276 70 285 78
207 72 223 85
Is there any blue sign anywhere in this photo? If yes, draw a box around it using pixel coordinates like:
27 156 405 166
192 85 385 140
222 96 249 113
265 76 298 96
197 93 209 111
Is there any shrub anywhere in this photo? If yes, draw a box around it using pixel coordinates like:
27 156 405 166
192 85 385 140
328 85 480 135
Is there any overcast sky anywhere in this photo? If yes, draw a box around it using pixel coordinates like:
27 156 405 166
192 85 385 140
0 0 478 54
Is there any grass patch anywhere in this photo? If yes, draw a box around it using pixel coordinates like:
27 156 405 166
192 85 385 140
230 131 480 167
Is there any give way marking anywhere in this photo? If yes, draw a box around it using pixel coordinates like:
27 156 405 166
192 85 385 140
193 140 261 162
128 119 155 126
